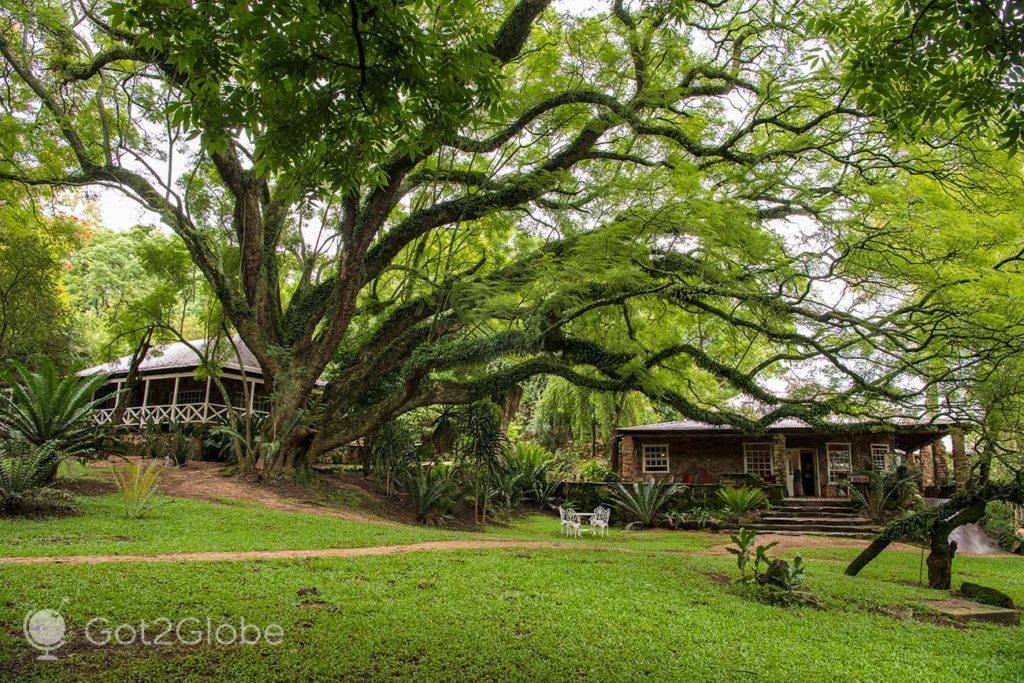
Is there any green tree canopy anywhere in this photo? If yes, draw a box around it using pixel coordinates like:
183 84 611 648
0 192 81 368
0 0 966 468
813 0 1024 149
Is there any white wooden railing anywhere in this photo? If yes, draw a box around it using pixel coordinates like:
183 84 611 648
94 403 269 427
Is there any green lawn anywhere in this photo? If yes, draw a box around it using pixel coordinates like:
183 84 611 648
0 494 456 557
1 497 1022 681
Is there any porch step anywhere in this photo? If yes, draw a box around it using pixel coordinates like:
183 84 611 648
747 498 878 537
759 515 873 527
741 529 879 540
746 521 880 535
780 498 858 509
767 508 865 518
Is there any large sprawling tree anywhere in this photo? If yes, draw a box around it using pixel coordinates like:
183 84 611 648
0 0 948 468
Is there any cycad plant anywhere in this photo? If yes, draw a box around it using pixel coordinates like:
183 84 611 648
851 469 915 524
505 442 553 490
399 465 456 525
503 441 557 506
0 440 56 493
0 361 108 481
113 460 163 519
717 486 769 524
609 479 680 528
490 468 526 515
0 440 76 516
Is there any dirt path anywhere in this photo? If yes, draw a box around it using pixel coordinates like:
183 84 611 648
702 534 920 556
0 539 570 565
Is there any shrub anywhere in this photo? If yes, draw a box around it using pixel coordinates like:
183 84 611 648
505 441 557 501
113 460 163 519
206 412 265 469
490 469 526 515
982 501 1023 553
0 361 108 477
577 458 617 482
850 469 915 524
609 479 680 528
727 528 818 607
0 440 78 517
135 425 193 467
690 506 715 530
400 465 456 525
717 486 768 524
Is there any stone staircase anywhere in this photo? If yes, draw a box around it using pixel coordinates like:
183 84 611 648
747 498 879 538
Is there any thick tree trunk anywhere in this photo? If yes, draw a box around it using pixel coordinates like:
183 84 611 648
926 536 956 589
926 500 987 588
111 327 153 425
847 494 991 587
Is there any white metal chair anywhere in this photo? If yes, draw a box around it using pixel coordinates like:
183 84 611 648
590 506 611 537
559 507 582 538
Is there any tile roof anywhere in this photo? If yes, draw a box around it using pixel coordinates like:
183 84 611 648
615 416 956 434
78 337 262 378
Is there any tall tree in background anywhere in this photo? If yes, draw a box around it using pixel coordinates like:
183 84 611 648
67 225 207 360
0 192 81 368
0 0 962 469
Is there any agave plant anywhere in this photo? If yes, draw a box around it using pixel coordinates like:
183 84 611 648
717 486 769 524
399 465 456 525
113 460 163 519
609 479 680 528
0 361 109 481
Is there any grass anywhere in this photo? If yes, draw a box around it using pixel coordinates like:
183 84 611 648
1 494 1022 680
0 494 456 557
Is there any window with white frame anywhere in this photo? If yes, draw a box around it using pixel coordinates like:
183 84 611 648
642 444 669 473
177 389 205 404
827 443 852 484
870 443 890 471
743 443 773 480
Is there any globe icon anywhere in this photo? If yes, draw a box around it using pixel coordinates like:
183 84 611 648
23 609 66 660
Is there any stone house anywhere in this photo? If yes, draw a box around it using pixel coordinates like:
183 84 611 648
614 418 962 498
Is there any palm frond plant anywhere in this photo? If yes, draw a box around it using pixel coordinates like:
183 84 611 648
717 486 769 525
851 469 915 524
113 459 163 519
609 479 680 528
0 439 56 494
505 441 554 492
399 465 456 525
207 412 266 471
0 361 109 482
0 440 77 516
490 468 526 515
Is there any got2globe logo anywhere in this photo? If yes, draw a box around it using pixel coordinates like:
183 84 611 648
23 609 67 661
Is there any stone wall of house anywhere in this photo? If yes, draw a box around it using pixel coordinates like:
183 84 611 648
618 431 897 497
618 434 749 483
619 436 639 481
